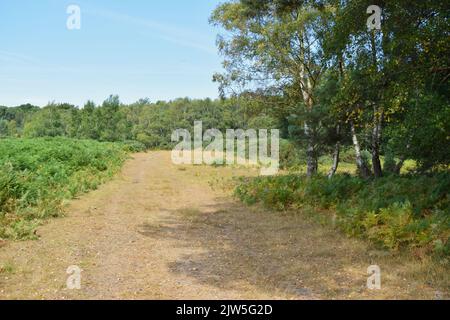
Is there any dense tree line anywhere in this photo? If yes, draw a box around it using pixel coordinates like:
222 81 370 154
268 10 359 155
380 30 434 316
211 0 449 176
0 96 282 149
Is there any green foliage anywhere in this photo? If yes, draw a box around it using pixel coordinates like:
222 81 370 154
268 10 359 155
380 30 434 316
279 139 305 169
247 114 279 130
23 103 74 138
387 94 450 171
0 97 261 151
0 120 8 137
212 0 450 177
235 173 450 256
120 140 147 153
0 138 127 239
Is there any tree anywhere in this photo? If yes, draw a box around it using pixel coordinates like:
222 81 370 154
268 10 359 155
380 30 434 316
7 120 18 137
95 95 125 142
0 120 8 137
23 103 75 138
211 0 334 177
325 0 450 177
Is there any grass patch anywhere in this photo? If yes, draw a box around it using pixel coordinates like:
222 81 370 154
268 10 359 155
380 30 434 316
0 261 15 274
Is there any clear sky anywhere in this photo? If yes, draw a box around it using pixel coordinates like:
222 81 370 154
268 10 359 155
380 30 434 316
0 0 224 107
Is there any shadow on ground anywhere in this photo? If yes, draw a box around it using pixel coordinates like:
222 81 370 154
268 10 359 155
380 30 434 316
136 197 388 299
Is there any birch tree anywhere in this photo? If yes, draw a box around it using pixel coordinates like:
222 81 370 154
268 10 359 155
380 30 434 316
211 0 334 177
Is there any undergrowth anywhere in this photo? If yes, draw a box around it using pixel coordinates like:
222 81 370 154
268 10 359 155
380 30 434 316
0 138 129 239
235 173 450 258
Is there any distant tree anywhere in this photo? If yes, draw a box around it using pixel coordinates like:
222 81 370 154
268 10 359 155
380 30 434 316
0 120 8 137
23 104 75 138
7 120 18 137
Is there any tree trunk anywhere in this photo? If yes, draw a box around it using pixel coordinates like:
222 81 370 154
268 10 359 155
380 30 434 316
351 122 371 179
300 63 317 178
328 125 341 179
370 31 383 178
304 121 318 177
371 108 383 178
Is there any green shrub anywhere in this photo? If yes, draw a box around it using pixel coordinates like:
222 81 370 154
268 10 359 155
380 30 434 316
235 173 450 256
0 138 127 239
279 139 305 169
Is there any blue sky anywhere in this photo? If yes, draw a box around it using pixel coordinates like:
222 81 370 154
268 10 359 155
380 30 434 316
0 0 224 107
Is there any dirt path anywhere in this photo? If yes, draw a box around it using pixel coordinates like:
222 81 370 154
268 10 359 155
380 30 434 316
0 152 444 299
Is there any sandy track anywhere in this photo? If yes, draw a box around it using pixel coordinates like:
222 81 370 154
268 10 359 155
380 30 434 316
0 152 444 299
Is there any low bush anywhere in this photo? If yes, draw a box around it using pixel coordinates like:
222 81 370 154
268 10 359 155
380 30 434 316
120 140 147 152
0 138 128 239
235 173 450 256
